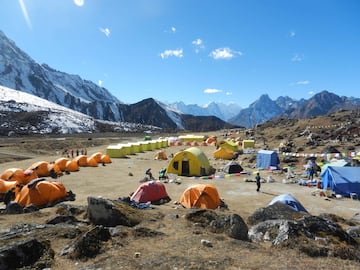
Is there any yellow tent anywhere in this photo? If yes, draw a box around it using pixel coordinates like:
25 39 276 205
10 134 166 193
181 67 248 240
166 147 211 176
213 147 234 160
218 140 239 152
242 140 255 149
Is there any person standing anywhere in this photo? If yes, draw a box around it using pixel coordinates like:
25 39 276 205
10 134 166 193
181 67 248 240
255 172 261 192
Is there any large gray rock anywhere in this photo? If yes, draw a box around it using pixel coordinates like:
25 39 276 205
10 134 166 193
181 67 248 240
87 196 142 227
248 215 360 261
209 214 249 240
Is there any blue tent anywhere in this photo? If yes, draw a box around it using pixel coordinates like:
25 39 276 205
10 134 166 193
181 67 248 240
268 194 308 212
321 166 360 197
256 150 280 169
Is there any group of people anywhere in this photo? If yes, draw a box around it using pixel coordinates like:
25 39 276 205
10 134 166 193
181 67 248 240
62 148 87 158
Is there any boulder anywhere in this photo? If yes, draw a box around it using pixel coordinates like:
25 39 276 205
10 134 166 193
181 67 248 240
87 196 142 227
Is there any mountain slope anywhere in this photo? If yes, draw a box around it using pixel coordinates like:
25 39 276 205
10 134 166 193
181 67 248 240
169 101 241 121
230 91 360 128
0 86 159 135
0 30 121 121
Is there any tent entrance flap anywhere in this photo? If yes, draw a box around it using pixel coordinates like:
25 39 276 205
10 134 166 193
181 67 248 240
181 160 189 176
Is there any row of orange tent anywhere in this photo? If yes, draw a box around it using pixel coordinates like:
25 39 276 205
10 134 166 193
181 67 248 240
0 152 112 208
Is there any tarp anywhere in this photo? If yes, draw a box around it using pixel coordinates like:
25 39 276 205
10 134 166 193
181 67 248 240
321 166 360 197
268 194 308 212
256 150 280 169
166 147 211 176
130 181 170 204
223 161 243 174
179 184 221 210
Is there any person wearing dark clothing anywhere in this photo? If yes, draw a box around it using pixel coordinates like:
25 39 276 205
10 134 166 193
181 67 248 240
255 172 261 192
308 167 314 180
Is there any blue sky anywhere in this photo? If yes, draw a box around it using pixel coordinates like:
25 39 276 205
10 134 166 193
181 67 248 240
0 0 359 107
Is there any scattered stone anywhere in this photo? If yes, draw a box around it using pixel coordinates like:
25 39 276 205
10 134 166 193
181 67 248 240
201 239 213 247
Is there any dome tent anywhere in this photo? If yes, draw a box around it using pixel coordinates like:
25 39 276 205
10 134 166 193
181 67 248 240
179 184 221 210
223 161 243 174
268 194 307 212
166 147 211 177
130 181 170 204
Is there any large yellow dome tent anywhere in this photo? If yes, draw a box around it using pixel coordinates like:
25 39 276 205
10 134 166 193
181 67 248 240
166 147 211 177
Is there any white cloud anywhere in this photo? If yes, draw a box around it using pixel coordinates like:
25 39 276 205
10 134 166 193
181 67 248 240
290 31 296 37
100 27 111 37
18 0 32 30
296 80 310 85
291 53 303 62
226 91 232 96
73 0 85 7
160 49 183 59
209 48 242 60
192 38 205 53
98 80 103 86
308 91 314 95
171 26 176 33
204 88 223 94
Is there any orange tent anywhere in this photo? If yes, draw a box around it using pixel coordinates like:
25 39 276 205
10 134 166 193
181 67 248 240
27 161 62 178
54 157 70 171
15 179 68 208
65 160 80 172
206 136 217 144
179 184 221 210
0 179 17 200
86 156 98 167
0 168 38 185
90 152 103 163
154 151 167 160
100 154 112 164
73 155 88 167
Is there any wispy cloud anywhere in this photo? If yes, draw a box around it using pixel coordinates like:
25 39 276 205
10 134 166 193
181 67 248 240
171 26 176 33
192 38 205 53
209 47 242 60
290 31 296 38
291 53 303 62
98 80 103 87
100 27 111 37
204 88 223 94
160 49 183 59
296 80 310 85
73 0 85 7
308 91 314 95
226 91 232 96
18 0 32 30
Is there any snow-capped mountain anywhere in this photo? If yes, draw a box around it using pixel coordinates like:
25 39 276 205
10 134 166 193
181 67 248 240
0 85 159 135
0 30 121 121
169 101 241 121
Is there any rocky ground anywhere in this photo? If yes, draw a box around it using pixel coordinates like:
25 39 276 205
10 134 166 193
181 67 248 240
0 110 360 270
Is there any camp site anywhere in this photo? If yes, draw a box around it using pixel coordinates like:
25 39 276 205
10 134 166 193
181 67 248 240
0 125 360 270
